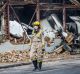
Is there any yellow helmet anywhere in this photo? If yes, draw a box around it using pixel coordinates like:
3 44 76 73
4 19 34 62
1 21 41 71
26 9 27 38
33 21 40 26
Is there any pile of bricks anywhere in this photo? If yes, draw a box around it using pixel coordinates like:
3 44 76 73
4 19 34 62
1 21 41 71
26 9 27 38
0 50 30 63
0 50 78 63
43 51 71 61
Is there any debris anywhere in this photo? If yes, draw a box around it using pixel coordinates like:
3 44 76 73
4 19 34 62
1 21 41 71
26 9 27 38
0 50 30 63
65 32 73 44
54 45 63 54
9 20 24 38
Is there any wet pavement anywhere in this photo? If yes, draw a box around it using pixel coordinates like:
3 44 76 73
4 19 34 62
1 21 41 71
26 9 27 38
0 59 80 74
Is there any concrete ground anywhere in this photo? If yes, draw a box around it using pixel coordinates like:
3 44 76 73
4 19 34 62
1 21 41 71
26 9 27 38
0 59 80 74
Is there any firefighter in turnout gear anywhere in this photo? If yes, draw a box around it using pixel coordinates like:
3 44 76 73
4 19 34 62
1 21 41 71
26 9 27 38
29 21 45 71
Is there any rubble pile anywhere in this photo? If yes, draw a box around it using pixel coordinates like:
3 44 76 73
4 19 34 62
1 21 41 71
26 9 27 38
0 50 30 63
0 50 79 63
10 36 30 44
43 51 72 61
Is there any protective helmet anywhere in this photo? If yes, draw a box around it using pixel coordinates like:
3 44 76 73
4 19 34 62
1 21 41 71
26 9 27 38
33 21 40 26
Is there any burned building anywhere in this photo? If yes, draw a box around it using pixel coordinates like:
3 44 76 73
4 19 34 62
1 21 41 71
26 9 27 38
0 0 80 44
0 0 80 63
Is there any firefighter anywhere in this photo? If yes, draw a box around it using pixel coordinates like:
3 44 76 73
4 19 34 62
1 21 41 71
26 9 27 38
29 21 45 71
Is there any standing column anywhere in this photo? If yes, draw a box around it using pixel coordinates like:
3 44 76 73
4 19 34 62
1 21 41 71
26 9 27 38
63 0 66 31
4 1 10 40
36 0 40 21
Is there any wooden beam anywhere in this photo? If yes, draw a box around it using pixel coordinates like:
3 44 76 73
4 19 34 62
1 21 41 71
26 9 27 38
63 0 66 31
40 4 80 10
9 1 36 5
0 2 7 12
69 0 80 7
4 1 10 40
8 1 80 9
36 0 40 21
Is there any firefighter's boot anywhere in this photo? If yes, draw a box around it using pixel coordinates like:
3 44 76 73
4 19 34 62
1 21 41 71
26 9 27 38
32 60 38 71
38 62 42 70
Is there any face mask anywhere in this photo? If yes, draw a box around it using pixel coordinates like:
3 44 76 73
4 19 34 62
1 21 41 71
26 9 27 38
34 26 38 30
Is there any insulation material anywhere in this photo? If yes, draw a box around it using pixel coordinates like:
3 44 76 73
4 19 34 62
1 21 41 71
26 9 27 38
40 19 56 40
9 20 24 37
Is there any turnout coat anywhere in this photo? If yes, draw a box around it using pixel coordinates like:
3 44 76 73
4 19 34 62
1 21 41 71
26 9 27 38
29 30 45 62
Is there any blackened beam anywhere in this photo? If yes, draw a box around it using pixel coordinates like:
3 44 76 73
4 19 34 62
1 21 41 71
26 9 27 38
7 3 10 39
8 2 80 9
36 0 40 21
10 1 61 5
69 0 80 7
9 1 35 5
9 2 62 5
40 4 80 10
0 2 7 12
63 0 66 31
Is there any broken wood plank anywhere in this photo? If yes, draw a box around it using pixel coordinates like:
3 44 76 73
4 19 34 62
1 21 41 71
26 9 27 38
54 45 63 54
